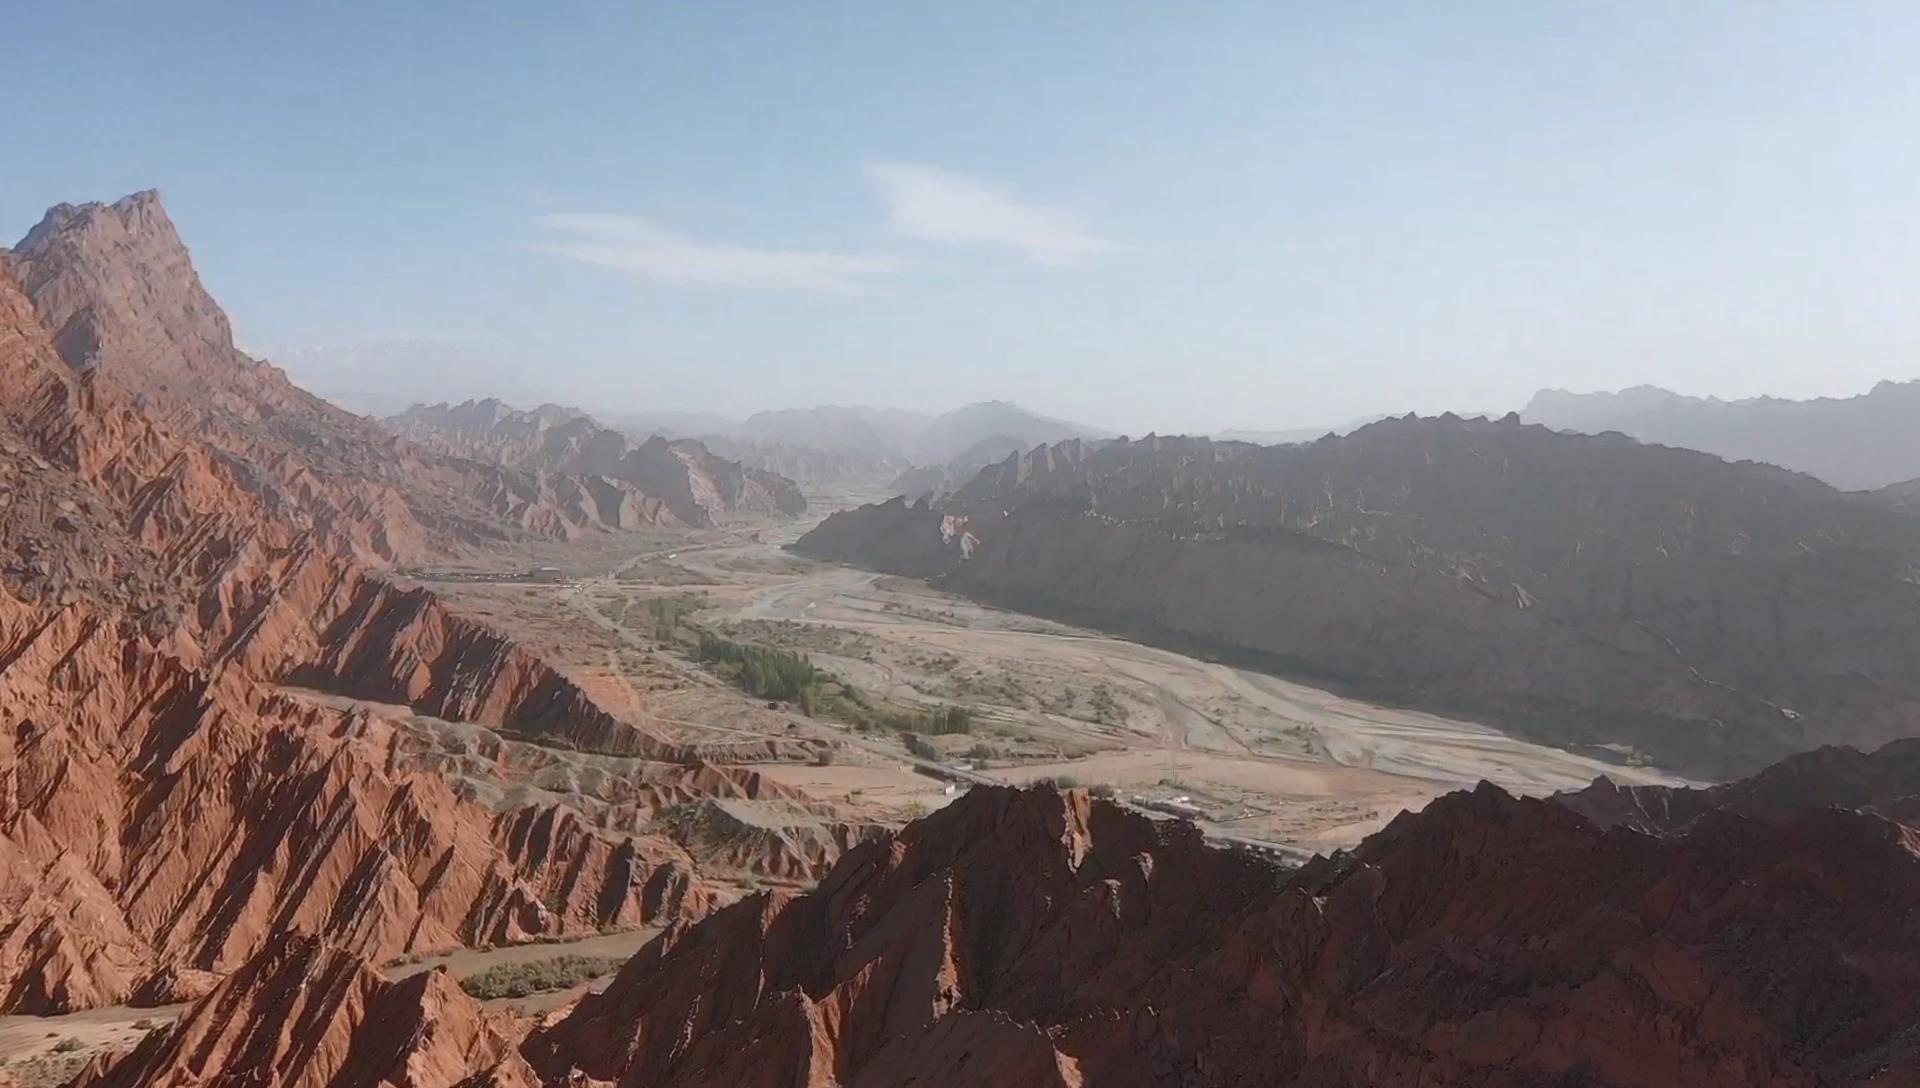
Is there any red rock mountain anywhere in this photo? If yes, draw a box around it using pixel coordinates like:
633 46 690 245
517 756 1920 1088
71 737 1920 1086
69 934 539 1088
390 399 808 526
799 422 1920 778
0 196 815 1016
6 192 681 555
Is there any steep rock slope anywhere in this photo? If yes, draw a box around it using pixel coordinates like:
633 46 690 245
0 582 713 1014
69 934 538 1088
0 225 780 1012
517 774 1920 1088
6 192 655 555
390 399 806 524
799 419 1920 776
1524 381 1920 490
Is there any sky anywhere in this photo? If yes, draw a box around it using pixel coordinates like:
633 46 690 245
5 1 1920 434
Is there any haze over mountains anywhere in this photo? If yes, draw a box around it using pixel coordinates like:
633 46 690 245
387 399 806 525
398 396 1108 490
1523 380 1920 491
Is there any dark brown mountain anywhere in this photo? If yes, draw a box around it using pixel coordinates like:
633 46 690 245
1557 737 1920 834
798 417 1920 777
390 399 807 525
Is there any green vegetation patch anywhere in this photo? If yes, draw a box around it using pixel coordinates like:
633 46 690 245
458 954 623 1000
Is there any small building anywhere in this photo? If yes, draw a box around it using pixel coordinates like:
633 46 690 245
526 566 567 584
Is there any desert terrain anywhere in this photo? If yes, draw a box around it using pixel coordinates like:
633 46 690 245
413 486 1683 854
0 479 1682 1084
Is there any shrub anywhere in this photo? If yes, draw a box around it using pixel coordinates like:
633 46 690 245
458 955 623 1000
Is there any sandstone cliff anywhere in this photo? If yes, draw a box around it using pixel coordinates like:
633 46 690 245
0 581 714 1014
798 420 1920 777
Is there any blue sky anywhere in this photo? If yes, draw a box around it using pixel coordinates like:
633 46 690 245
6 1 1919 432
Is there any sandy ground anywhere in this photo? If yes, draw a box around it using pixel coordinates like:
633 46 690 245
412 498 1686 853
659 517 1686 847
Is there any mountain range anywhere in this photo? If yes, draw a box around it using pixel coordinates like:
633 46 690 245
386 399 807 524
798 416 1920 778
1523 380 1920 490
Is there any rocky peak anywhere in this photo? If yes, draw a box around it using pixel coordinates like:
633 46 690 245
9 189 241 386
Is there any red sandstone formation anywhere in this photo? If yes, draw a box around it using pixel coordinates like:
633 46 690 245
0 203 786 1016
522 777 1920 1087
0 582 714 1014
68 934 539 1088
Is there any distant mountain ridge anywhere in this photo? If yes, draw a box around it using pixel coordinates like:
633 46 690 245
1523 380 1920 490
387 399 806 525
582 399 1107 488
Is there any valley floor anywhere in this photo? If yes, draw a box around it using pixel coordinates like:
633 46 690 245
419 486 1686 853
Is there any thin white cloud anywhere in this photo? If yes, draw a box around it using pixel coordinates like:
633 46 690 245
533 214 901 294
864 162 1111 266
